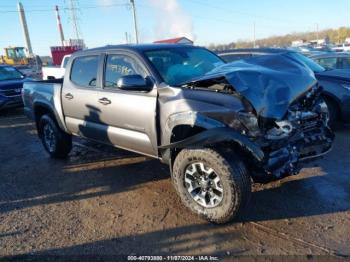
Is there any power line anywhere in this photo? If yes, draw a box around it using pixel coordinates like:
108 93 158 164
0 3 129 13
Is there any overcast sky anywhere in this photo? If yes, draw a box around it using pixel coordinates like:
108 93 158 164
0 0 349 55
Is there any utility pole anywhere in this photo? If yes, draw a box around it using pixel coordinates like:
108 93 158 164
17 2 33 56
130 0 139 44
316 23 319 40
125 32 129 44
253 22 256 48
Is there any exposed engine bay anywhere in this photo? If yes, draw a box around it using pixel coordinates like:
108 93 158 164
256 85 333 179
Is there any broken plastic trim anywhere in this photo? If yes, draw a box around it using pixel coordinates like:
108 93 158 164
158 127 264 161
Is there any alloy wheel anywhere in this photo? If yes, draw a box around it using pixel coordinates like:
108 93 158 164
184 162 223 208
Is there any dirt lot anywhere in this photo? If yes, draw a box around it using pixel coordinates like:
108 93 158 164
0 108 349 259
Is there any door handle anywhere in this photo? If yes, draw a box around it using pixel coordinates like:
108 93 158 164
98 97 111 105
64 93 74 100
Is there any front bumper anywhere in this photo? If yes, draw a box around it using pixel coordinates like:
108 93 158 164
261 125 334 178
0 95 23 110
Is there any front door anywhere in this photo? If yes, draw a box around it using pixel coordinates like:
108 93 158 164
96 53 158 157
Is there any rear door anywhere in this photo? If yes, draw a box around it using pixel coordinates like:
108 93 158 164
96 52 158 157
62 53 110 143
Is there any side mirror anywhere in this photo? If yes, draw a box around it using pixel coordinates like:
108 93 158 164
117 75 153 91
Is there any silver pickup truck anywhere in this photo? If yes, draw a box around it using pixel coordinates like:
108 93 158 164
23 44 334 223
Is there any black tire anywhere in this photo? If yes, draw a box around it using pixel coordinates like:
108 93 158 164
172 148 251 224
39 114 72 158
324 97 338 128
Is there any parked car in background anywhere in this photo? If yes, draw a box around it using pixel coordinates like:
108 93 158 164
0 65 30 110
15 65 42 80
309 52 350 70
42 54 71 80
22 44 333 223
217 48 350 126
332 43 350 52
288 46 327 57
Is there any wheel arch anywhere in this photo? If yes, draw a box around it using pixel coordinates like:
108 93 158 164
160 126 264 174
33 102 66 136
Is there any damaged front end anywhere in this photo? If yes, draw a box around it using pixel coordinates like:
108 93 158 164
179 55 334 182
254 85 334 180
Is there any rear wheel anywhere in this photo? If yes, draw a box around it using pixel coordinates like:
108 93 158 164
39 114 72 158
172 148 251 224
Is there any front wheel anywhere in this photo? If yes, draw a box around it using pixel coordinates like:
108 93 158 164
39 114 72 158
172 148 251 224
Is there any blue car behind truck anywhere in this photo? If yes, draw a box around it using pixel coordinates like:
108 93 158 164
217 48 350 126
0 65 29 110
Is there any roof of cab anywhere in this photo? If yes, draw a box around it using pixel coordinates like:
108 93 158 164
75 43 200 55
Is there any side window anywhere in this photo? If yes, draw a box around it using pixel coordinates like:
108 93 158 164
317 57 337 70
70 55 99 87
104 54 146 88
220 53 252 63
339 57 350 69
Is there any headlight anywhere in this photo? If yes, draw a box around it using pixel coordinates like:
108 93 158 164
265 120 293 140
237 112 261 136
342 84 350 91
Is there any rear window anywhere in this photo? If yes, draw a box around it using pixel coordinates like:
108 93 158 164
70 55 99 87
62 56 70 68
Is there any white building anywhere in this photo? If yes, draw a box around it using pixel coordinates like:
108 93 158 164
291 40 306 47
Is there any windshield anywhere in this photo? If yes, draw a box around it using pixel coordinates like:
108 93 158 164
0 66 24 81
286 52 325 73
144 47 224 86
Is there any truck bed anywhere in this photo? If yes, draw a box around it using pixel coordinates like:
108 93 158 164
22 79 67 132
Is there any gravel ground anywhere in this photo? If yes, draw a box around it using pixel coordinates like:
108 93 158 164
0 108 349 259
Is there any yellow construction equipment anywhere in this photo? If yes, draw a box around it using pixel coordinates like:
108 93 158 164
0 47 29 65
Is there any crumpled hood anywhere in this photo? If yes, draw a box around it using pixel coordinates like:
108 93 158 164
185 54 317 120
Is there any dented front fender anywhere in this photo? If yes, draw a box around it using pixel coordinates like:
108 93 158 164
158 127 264 161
